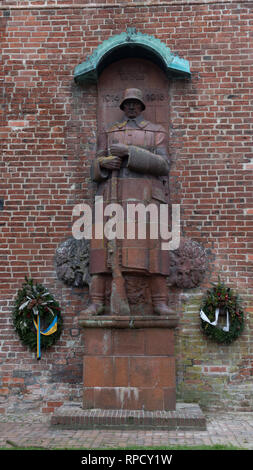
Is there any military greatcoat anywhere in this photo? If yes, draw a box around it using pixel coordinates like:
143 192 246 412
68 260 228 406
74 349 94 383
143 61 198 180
89 114 171 276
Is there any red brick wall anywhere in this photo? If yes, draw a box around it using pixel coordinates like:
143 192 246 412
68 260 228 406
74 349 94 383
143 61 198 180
1 1 253 413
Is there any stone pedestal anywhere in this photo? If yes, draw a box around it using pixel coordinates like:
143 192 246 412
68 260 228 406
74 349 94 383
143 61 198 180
80 315 178 411
51 314 206 430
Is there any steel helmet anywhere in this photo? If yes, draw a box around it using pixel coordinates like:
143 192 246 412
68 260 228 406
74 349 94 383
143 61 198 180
119 88 146 111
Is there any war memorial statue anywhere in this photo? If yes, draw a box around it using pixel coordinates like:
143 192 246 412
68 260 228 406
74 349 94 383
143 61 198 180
81 88 174 317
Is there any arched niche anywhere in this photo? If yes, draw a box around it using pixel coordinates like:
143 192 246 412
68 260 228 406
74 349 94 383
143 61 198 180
97 57 169 134
74 28 190 134
74 28 191 85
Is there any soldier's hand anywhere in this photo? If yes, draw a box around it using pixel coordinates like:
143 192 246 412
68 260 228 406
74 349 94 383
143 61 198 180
99 156 122 170
110 143 129 158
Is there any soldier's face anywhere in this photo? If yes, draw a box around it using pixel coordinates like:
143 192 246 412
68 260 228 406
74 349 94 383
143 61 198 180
123 100 143 119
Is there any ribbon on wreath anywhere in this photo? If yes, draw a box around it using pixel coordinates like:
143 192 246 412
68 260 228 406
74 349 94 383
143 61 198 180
200 308 230 332
33 315 58 360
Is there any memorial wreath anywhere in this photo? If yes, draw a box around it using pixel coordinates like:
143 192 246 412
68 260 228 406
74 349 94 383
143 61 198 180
12 277 63 359
200 279 244 344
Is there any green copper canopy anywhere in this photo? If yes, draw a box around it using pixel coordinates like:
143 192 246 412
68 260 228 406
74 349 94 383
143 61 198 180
74 28 191 84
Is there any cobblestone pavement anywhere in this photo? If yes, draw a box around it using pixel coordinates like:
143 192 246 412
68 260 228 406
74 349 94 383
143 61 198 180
0 410 253 449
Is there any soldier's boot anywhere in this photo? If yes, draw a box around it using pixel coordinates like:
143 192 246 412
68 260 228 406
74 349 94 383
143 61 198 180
80 275 105 317
81 301 104 316
151 275 174 316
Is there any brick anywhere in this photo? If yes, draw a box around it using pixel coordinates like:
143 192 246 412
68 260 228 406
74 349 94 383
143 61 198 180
112 329 145 355
163 388 177 410
84 357 114 388
209 367 228 373
129 357 175 388
83 388 95 409
144 328 174 356
42 407 54 413
84 328 112 355
8 120 29 128
139 388 165 411
47 401 63 408
92 388 119 410
113 357 129 387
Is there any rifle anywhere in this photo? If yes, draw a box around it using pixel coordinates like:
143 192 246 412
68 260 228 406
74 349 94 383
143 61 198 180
108 169 130 316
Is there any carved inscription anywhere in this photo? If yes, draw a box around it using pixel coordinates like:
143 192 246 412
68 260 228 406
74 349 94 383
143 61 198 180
146 92 165 102
118 65 146 81
102 94 120 104
102 90 166 107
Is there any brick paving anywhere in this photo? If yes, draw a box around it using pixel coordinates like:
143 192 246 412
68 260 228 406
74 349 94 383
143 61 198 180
1 408 253 449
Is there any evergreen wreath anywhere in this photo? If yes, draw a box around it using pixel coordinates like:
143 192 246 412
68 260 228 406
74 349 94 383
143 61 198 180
200 278 244 344
13 277 63 354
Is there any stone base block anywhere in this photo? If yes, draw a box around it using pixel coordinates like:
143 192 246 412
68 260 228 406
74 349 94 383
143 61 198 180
82 324 176 411
51 402 206 431
83 387 176 412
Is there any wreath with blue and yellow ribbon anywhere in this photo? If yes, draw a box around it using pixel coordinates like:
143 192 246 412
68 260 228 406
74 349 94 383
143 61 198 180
12 277 63 359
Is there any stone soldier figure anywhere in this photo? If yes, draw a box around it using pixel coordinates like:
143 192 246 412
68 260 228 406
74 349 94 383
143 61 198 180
82 88 173 316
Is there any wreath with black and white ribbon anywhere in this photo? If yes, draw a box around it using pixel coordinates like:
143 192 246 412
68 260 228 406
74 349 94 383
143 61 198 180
12 277 63 359
200 279 244 344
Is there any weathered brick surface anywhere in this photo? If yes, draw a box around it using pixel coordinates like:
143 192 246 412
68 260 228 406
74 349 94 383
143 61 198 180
1 1 253 412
